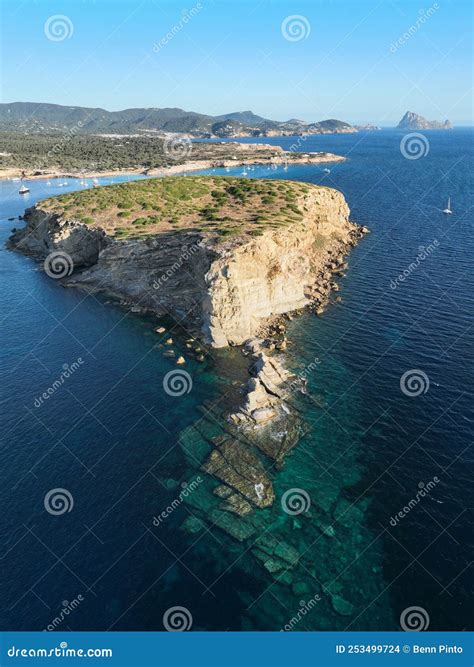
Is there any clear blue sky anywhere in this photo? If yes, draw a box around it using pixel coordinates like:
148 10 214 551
1 0 472 124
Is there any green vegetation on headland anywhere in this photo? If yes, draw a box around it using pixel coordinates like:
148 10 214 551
0 132 337 175
39 176 314 240
0 133 182 172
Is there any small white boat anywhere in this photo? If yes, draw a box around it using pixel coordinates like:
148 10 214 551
323 168 331 173
19 185 29 194
442 197 452 215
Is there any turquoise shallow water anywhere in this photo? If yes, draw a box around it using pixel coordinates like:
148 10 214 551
0 130 472 631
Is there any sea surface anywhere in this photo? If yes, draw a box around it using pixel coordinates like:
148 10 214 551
0 130 472 632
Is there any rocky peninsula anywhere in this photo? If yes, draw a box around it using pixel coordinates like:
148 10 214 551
10 175 367 423
10 175 364 347
9 175 369 598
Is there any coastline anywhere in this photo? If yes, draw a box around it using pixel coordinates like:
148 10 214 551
9 176 367 441
0 151 345 182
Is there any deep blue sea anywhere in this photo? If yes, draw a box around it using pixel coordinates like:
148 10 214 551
1 130 472 632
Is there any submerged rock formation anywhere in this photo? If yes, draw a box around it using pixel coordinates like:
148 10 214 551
9 175 382 626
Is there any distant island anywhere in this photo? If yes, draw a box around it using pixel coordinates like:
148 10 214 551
0 102 357 138
397 110 453 130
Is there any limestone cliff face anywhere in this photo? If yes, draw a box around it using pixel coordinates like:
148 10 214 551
10 186 357 347
203 188 353 346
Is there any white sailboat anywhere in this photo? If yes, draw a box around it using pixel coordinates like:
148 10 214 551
442 197 452 215
19 185 29 194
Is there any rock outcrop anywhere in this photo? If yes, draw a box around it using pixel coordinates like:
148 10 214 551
10 180 362 348
397 111 452 130
10 206 107 267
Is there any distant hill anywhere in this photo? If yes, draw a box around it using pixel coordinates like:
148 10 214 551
0 102 357 138
397 111 452 130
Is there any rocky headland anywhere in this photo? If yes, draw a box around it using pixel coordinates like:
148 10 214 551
10 175 365 345
10 175 367 430
9 175 374 621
